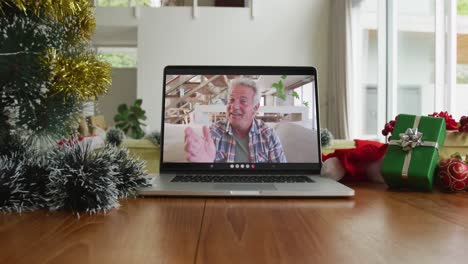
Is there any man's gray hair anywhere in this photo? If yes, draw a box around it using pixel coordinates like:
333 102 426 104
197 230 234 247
228 78 261 104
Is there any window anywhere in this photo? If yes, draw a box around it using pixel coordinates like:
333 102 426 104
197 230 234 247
97 47 137 68
456 0 468 119
457 65 468 83
349 0 465 140
96 0 158 7
95 0 247 8
349 0 384 140
162 0 246 7
395 0 436 117
200 0 247 7
293 82 314 121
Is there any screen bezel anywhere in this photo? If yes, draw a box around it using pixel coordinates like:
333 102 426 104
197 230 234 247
160 65 322 174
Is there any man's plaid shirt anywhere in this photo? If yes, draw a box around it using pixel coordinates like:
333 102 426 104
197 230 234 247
209 119 287 163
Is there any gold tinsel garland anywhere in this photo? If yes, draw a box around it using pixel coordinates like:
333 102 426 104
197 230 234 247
0 0 95 42
45 49 112 101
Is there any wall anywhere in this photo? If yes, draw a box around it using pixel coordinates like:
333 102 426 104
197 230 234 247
97 68 137 127
138 0 330 132
93 7 138 46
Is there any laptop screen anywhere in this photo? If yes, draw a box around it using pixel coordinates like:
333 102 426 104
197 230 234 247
161 66 321 173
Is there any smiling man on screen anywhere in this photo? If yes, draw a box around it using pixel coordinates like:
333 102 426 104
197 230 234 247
184 78 287 163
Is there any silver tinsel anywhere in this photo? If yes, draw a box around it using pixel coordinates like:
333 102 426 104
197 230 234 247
320 128 334 148
0 152 45 212
0 140 149 214
105 147 149 198
145 131 161 146
46 141 119 214
106 127 125 146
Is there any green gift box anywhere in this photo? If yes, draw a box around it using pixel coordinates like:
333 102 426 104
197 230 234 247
382 114 446 191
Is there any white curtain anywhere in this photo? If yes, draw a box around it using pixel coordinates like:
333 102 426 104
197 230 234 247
326 0 353 139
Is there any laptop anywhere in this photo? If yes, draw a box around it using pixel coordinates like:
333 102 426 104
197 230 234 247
137 66 354 197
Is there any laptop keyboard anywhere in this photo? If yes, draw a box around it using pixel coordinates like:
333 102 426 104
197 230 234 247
171 175 314 183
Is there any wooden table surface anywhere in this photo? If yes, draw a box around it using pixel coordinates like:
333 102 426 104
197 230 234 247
1 183 468 264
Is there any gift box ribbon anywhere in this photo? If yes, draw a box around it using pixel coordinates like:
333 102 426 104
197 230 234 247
389 116 439 180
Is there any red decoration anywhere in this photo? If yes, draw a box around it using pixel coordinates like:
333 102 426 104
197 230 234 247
58 136 84 146
439 158 468 192
460 116 468 132
322 140 388 181
429 111 459 130
383 112 463 139
381 116 398 140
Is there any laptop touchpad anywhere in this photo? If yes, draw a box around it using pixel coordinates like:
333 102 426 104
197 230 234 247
214 184 277 191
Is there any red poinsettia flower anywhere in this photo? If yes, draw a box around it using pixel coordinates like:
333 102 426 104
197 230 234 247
460 116 468 132
57 136 85 146
381 116 398 140
429 111 459 130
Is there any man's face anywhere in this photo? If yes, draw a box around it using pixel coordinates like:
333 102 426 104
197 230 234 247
226 85 259 133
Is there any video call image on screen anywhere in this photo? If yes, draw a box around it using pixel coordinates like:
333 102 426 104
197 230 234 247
163 74 319 163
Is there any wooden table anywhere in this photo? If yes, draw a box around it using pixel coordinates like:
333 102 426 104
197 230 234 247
1 183 468 264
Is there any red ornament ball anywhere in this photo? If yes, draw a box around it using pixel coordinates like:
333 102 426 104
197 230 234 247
439 159 468 192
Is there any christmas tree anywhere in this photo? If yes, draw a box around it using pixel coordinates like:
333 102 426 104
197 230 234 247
0 0 110 149
0 1 148 213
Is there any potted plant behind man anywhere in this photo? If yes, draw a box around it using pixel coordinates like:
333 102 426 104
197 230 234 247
113 99 160 173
